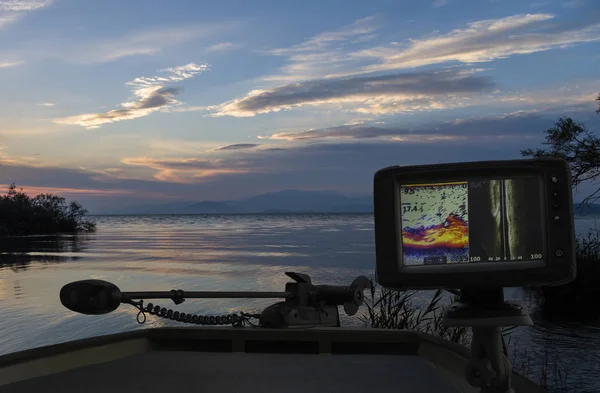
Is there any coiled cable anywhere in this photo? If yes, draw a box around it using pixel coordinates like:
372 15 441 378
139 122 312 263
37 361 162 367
127 299 261 327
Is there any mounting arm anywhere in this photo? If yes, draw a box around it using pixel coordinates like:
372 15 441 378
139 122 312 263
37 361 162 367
444 288 533 393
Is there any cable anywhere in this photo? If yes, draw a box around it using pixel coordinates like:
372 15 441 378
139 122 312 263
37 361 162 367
127 299 262 327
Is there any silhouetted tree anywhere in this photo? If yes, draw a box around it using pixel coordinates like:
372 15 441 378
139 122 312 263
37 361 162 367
521 96 600 205
0 184 96 236
521 95 600 321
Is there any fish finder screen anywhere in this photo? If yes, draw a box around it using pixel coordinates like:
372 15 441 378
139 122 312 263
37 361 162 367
399 178 544 266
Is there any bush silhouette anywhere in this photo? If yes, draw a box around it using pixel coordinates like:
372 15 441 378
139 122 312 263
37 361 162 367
531 231 600 320
0 184 96 236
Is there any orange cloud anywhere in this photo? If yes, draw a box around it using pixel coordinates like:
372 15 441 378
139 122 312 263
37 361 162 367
121 156 249 183
88 167 143 181
0 184 133 197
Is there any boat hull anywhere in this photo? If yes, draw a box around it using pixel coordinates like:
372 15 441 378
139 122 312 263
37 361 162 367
0 327 545 393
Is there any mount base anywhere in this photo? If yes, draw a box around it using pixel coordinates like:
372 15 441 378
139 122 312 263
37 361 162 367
443 288 533 393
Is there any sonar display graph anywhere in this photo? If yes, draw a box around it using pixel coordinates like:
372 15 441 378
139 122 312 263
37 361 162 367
400 182 469 266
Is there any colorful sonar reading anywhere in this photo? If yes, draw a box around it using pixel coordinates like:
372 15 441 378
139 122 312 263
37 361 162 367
399 178 546 266
400 182 469 266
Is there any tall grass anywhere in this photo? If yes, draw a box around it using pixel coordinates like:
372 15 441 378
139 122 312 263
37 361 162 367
506 336 576 393
359 280 470 345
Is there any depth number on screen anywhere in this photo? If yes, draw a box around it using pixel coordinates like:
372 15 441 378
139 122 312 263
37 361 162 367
470 254 543 262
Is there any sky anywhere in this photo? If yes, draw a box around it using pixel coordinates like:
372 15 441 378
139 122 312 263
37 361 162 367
0 0 599 211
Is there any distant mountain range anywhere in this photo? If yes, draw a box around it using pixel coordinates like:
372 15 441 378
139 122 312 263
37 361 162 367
92 189 600 215
96 190 374 215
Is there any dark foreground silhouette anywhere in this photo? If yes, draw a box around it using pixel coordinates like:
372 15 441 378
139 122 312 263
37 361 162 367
0 184 96 237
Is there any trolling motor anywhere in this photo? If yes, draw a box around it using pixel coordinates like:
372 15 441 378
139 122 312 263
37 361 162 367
60 272 371 329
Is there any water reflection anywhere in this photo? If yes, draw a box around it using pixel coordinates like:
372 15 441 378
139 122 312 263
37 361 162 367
0 214 597 392
0 214 375 355
0 234 89 271
505 316 600 393
13 280 23 299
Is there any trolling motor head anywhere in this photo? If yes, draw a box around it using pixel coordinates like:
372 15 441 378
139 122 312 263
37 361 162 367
60 280 122 315
60 272 371 329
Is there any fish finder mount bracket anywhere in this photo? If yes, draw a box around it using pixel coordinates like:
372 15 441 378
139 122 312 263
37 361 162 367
444 287 533 393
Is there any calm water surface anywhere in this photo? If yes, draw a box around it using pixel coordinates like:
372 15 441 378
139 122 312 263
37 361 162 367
0 214 599 392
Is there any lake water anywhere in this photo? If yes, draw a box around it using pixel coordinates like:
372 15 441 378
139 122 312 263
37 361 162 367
1 214 599 392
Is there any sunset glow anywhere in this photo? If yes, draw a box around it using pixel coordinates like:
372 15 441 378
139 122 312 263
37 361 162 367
0 0 597 212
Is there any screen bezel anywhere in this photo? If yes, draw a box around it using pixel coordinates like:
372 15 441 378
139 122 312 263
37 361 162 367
395 175 546 273
374 158 576 290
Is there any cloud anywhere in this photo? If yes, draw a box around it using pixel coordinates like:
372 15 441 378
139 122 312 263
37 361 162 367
0 0 51 11
263 13 600 83
215 144 260 151
4 103 598 211
65 26 221 64
213 69 494 117
37 102 55 107
269 16 379 56
0 13 17 28
121 156 249 183
155 63 209 81
206 42 239 52
350 13 600 74
494 86 599 107
0 184 132 197
263 106 596 142
0 148 45 166
143 138 218 155
216 73 599 118
167 105 211 113
0 60 21 67
562 0 585 7
0 163 223 213
0 0 51 30
211 13 599 118
3 22 239 66
88 167 142 182
432 0 450 7
114 131 540 199
263 16 380 82
120 109 586 186
54 63 208 129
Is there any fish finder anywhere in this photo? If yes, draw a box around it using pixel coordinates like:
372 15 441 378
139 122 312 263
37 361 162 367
374 157 576 290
